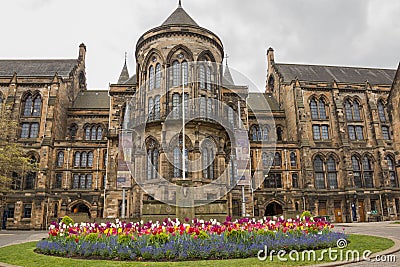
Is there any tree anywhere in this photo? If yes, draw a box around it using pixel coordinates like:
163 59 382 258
0 108 37 193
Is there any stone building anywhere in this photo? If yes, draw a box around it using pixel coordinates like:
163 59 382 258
1 3 399 229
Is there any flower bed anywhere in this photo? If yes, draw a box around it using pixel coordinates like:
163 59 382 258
35 216 346 261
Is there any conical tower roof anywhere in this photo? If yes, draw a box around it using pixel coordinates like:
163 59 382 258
162 2 199 27
223 63 235 86
117 56 129 84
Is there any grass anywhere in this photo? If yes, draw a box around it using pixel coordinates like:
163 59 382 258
391 221 400 224
0 234 394 267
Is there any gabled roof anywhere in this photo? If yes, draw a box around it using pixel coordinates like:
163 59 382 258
247 93 280 112
162 5 198 27
274 63 396 85
0 59 78 78
72 90 109 109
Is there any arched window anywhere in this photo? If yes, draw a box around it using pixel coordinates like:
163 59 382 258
327 156 338 189
87 152 93 167
353 101 361 121
32 95 42 116
57 151 64 167
149 65 155 90
23 95 33 116
172 61 180 87
227 106 234 127
154 95 160 119
362 156 373 188
206 66 211 90
292 173 299 188
199 65 205 89
202 147 208 179
172 93 180 119
200 96 206 117
378 101 387 122
74 152 81 167
318 99 327 119
273 152 281 167
90 126 96 140
96 127 103 140
155 63 161 89
85 126 91 140
147 139 159 180
182 61 188 85
262 152 268 167
24 157 37 190
310 98 318 119
148 97 154 120
81 152 87 167
277 127 283 141
345 100 353 120
386 156 398 187
290 152 297 167
153 148 159 178
263 127 269 141
314 156 325 189
173 147 181 178
202 140 214 179
352 156 362 188
70 125 77 140
257 127 262 141
147 150 152 180
251 125 258 141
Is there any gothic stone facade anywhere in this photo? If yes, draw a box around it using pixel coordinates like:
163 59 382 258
1 4 400 229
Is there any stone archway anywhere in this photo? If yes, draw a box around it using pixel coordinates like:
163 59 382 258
265 201 283 216
67 200 92 219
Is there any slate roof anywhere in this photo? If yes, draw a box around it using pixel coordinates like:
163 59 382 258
275 63 396 85
122 74 137 85
162 5 199 26
247 93 280 111
118 61 130 84
0 59 78 78
72 90 109 109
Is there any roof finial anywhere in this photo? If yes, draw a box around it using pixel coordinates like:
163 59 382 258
124 52 127 65
225 53 229 66
178 0 182 7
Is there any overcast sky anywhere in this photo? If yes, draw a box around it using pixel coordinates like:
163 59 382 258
0 0 399 91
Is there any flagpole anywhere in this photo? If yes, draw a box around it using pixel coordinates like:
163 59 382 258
182 63 186 180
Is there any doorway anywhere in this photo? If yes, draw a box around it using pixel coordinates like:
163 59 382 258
265 202 283 216
358 200 365 222
334 201 343 223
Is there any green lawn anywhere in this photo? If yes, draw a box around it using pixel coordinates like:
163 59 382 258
0 235 394 267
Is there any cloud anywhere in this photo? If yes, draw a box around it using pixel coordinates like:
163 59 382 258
0 0 398 90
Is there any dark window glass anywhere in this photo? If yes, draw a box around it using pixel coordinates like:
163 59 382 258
382 126 390 140
313 125 321 140
310 99 318 119
21 123 30 138
23 204 32 218
32 96 42 116
55 173 62 189
348 126 356 140
57 151 64 167
318 99 327 119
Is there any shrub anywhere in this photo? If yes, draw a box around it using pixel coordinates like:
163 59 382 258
301 211 312 220
61 215 74 226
